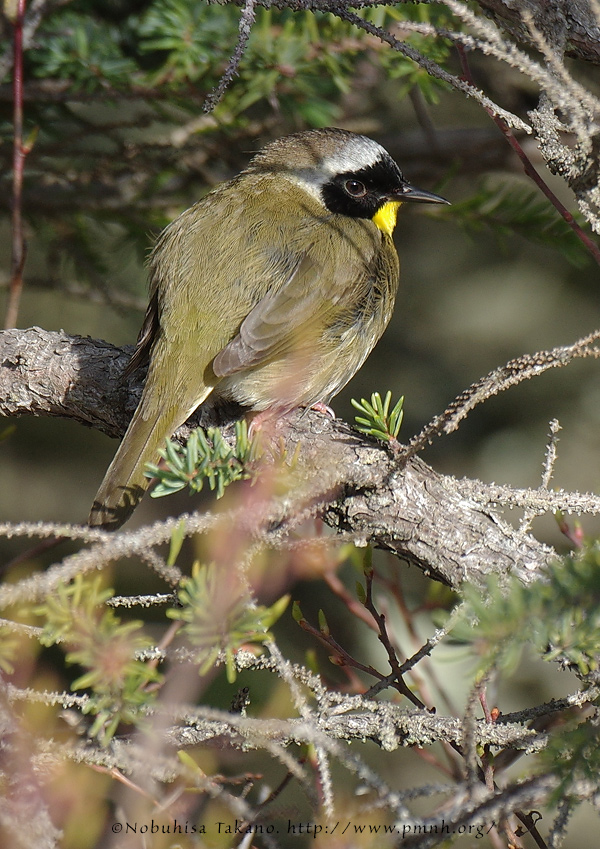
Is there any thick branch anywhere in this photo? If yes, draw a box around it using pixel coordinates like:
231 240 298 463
475 0 600 64
0 327 556 588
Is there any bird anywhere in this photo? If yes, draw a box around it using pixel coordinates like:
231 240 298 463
89 127 449 529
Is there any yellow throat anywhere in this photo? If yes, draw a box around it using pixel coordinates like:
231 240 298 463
372 200 402 237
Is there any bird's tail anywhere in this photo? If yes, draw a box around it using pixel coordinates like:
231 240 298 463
88 404 184 530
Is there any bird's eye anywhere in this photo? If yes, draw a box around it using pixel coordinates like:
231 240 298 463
344 179 367 198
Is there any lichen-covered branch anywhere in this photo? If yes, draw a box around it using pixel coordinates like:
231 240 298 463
0 324 587 591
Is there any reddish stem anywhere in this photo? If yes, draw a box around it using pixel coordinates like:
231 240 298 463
5 0 27 330
457 44 600 268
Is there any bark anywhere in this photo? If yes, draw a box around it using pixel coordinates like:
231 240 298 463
0 327 556 589
476 0 600 64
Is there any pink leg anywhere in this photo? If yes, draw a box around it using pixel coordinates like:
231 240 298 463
310 401 336 419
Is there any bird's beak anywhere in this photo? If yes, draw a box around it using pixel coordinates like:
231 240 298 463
393 182 450 205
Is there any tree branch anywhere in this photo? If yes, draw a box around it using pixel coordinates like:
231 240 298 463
475 0 600 65
0 327 563 589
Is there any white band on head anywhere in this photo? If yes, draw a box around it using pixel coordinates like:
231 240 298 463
320 136 388 176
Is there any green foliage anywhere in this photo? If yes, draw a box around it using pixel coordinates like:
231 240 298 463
136 1 453 121
29 10 137 90
450 545 600 803
138 0 240 84
378 3 454 103
355 580 367 605
452 179 589 267
352 391 404 442
35 575 162 745
167 562 289 682
453 543 600 677
21 1 455 123
544 716 600 804
235 9 348 125
291 600 303 624
167 519 186 567
147 420 259 500
137 2 393 124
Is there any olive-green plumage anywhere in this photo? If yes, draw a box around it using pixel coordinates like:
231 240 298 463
89 128 448 528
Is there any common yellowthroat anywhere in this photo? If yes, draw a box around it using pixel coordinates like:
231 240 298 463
89 128 448 528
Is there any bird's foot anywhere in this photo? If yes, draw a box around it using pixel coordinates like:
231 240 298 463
247 401 335 437
310 401 335 419
247 408 281 439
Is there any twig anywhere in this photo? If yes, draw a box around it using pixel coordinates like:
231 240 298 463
456 43 600 267
514 810 549 849
331 5 530 132
362 567 426 708
295 605 425 707
519 419 562 532
405 330 600 457
204 0 256 111
5 0 28 330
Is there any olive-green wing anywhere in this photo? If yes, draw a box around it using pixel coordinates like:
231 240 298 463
212 251 360 377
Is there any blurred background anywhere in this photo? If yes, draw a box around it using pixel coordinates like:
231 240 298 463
1 2 600 845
